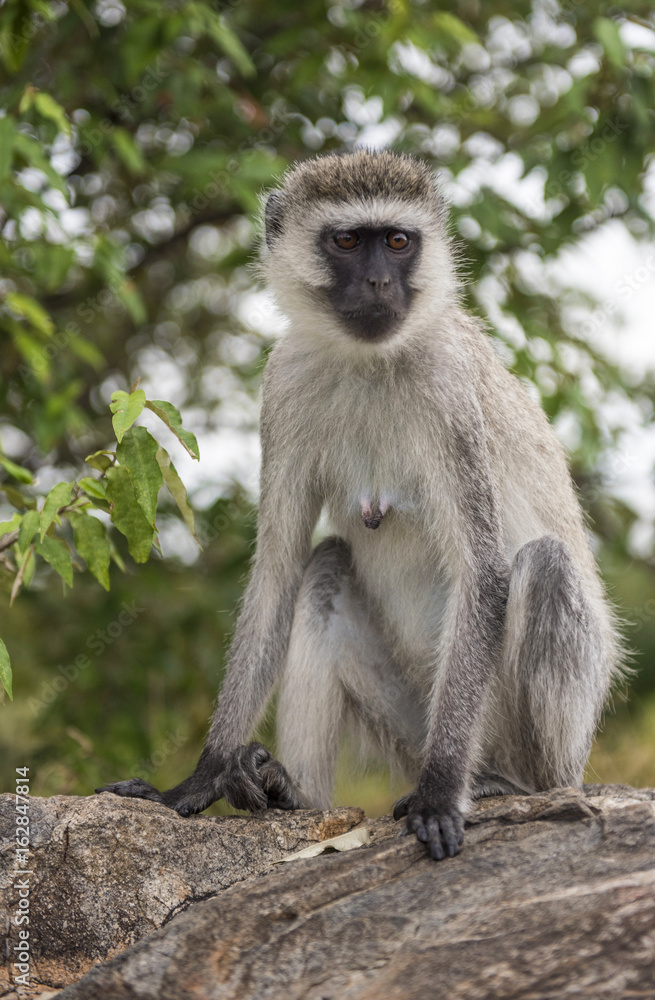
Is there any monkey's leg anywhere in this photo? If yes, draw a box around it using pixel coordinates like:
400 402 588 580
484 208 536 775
277 537 423 808
491 535 607 793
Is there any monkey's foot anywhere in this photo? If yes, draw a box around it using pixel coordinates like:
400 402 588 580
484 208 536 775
222 743 301 812
96 742 300 817
393 793 464 861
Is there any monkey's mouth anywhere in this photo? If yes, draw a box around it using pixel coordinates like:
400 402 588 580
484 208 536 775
338 305 404 341
342 306 400 319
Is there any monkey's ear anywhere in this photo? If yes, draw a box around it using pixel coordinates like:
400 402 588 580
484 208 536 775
264 191 285 248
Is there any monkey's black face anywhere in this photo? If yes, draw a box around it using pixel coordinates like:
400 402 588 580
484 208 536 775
318 226 421 341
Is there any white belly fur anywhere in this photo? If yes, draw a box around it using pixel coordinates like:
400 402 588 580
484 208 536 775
327 498 450 679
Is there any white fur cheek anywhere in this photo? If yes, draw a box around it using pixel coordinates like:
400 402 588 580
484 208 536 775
410 239 459 300
264 233 329 291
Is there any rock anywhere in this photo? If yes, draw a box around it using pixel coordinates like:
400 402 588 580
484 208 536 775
2 786 655 999
0 792 363 996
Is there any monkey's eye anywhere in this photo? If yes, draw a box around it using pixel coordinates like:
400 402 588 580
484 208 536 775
334 231 360 250
386 231 409 250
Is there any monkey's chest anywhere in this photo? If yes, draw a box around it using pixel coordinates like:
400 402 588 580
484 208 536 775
318 429 449 663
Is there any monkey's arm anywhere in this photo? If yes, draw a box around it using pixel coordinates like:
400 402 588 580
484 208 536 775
98 404 322 815
394 417 510 860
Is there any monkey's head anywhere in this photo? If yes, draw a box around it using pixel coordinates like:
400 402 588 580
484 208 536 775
261 150 456 347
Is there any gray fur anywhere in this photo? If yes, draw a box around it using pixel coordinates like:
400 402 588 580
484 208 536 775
103 151 623 858
211 150 622 851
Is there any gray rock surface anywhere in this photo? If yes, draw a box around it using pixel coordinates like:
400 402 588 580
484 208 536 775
2 785 654 999
0 792 363 996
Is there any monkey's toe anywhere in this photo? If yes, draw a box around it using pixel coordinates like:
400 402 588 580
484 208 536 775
95 778 166 804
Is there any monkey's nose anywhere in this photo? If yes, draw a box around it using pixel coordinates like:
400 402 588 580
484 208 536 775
367 274 391 289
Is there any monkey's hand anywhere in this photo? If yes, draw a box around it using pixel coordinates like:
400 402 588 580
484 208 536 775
393 792 464 861
96 742 300 816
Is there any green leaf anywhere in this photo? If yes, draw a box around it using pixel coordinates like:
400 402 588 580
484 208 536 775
12 132 68 195
5 291 55 337
7 324 50 379
34 92 71 135
18 509 40 550
20 546 36 591
0 116 14 183
115 279 147 324
593 17 626 69
34 534 73 586
0 514 21 536
109 539 126 573
432 11 479 46
85 450 115 472
40 481 72 541
116 426 162 526
156 446 197 540
106 465 155 563
18 86 37 114
191 6 256 78
112 128 147 175
78 476 107 500
110 389 146 443
0 638 12 700
68 336 105 368
0 457 34 484
145 400 200 460
30 243 76 293
70 512 110 590
0 485 35 510
214 14 256 78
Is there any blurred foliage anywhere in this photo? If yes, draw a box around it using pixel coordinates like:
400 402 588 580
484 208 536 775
0 385 200 700
1 0 655 807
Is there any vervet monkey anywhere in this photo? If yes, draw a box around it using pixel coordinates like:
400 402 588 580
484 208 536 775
99 150 622 861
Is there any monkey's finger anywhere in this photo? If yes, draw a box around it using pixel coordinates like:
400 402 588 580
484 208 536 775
230 742 271 771
266 787 300 810
407 813 429 842
438 815 462 858
225 779 268 812
266 794 299 810
95 778 165 803
248 742 273 767
263 775 300 810
257 754 299 807
428 834 446 862
424 815 446 859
